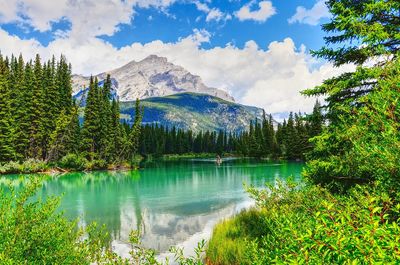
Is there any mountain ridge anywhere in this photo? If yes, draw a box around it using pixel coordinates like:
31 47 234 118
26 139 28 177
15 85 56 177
119 92 267 133
72 55 234 102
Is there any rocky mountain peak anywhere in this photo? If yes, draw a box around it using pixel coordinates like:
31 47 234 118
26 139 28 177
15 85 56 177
141 54 168 63
72 55 234 102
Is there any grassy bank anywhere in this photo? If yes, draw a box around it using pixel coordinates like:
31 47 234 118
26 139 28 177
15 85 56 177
160 152 243 160
206 181 400 264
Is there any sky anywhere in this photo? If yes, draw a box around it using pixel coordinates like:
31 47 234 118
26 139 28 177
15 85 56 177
0 0 352 116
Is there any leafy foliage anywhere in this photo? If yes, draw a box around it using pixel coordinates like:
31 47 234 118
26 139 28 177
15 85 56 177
0 177 207 264
207 181 400 264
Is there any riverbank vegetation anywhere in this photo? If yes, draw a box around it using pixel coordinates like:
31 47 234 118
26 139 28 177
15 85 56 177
207 0 400 264
207 182 400 264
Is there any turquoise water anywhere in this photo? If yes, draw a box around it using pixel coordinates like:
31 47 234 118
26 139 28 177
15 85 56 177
0 159 303 257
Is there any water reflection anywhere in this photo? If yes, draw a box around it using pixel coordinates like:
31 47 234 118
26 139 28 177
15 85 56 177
0 159 303 255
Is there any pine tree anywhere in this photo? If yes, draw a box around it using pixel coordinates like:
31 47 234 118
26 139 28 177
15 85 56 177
47 108 79 161
13 57 32 159
302 0 400 187
98 75 112 161
29 54 45 159
308 100 323 138
56 55 73 113
216 130 224 155
109 99 125 161
81 77 101 160
0 55 15 161
129 98 143 162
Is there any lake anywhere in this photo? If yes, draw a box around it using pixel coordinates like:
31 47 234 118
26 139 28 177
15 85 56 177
0 158 303 259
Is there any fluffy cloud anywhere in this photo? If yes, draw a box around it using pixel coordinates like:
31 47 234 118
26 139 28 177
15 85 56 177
0 1 20 23
0 28 352 115
288 0 330 25
0 0 178 43
235 1 276 22
193 1 231 23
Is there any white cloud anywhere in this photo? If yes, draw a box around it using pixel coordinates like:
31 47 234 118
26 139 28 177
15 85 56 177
193 1 231 23
0 28 352 115
235 1 276 22
0 0 178 43
288 0 330 26
0 1 20 23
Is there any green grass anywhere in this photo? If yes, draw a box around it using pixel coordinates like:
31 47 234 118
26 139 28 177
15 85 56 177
207 209 268 265
161 153 218 160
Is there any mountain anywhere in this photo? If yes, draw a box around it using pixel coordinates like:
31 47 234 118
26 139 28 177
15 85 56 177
119 92 267 133
72 55 234 102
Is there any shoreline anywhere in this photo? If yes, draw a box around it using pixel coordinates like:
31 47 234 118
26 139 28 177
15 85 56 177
0 154 302 175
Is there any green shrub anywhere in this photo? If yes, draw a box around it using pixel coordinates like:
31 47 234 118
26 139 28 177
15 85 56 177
0 176 206 264
207 181 400 264
85 159 108 171
59 154 88 171
0 177 109 264
0 159 49 174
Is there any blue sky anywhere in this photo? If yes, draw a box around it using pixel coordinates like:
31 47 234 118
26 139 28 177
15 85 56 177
1 0 329 50
0 0 343 115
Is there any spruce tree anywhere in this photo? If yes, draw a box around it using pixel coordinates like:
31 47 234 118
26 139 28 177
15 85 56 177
29 54 45 159
0 55 15 161
129 98 143 162
308 100 323 138
302 0 400 187
13 58 32 159
98 75 112 161
109 99 124 161
81 77 101 160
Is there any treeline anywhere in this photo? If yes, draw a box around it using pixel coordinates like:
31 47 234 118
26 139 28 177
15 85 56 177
0 54 141 167
139 102 323 160
0 54 72 162
139 126 235 156
236 103 323 160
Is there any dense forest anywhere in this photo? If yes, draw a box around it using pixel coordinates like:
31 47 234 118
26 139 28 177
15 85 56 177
139 103 322 160
0 54 141 171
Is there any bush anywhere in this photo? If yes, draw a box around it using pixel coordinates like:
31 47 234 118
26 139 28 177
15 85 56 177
85 159 108 170
59 154 88 171
207 181 400 264
0 177 109 264
0 159 49 174
0 177 206 264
